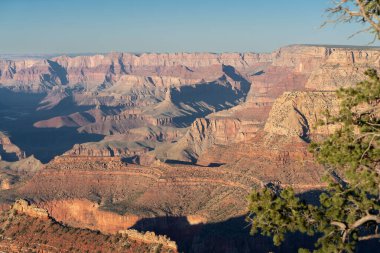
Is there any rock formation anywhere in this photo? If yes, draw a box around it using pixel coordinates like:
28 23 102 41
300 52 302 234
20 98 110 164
264 91 340 140
40 199 140 234
0 199 178 252
1 44 380 252
151 45 379 163
118 229 177 250
11 199 49 219
0 132 25 162
0 133 42 190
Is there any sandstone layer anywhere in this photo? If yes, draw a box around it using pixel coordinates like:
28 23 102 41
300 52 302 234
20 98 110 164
140 45 380 163
1 45 380 252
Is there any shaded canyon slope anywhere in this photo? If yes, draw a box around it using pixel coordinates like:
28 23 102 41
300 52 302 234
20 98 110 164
0 44 380 252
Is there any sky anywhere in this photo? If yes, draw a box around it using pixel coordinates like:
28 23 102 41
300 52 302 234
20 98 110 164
0 0 379 54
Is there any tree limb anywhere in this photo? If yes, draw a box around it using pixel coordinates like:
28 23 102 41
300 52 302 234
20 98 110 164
358 233 380 241
355 0 380 35
350 214 380 229
331 221 347 230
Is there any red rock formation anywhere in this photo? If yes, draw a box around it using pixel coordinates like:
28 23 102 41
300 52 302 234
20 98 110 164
152 45 379 163
1 45 380 252
18 145 325 228
0 200 178 252
39 199 140 234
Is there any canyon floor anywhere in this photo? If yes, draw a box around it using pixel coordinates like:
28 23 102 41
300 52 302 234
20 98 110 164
0 44 379 252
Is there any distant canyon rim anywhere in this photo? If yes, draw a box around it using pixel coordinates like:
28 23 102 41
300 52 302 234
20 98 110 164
0 44 379 252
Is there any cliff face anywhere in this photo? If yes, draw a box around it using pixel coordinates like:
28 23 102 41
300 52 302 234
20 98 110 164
153 117 257 162
3 46 376 91
13 134 326 253
2 45 377 138
159 46 380 162
261 47 380 142
0 199 178 253
1 45 377 163
0 132 25 162
3 45 377 253
306 47 380 90
264 91 340 140
0 52 267 92
0 132 42 190
19 153 324 226
40 199 140 234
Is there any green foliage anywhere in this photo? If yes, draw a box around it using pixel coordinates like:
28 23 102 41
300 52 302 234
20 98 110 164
247 70 380 252
247 188 316 246
311 69 380 174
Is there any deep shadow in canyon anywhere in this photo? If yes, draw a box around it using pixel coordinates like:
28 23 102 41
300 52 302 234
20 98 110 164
170 79 250 127
132 215 378 253
130 190 378 253
131 191 322 253
0 89 103 163
131 215 315 253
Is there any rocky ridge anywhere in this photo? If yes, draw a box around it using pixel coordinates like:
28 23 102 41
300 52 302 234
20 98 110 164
0 132 25 162
264 91 340 140
0 132 42 191
0 199 178 252
1 45 380 252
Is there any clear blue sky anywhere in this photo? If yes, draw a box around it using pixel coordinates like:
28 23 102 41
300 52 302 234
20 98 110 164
0 0 379 54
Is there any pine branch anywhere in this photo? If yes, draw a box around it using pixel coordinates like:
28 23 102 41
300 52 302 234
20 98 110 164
358 233 380 241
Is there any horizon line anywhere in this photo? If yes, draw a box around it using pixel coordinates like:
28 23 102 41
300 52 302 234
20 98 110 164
1 43 380 60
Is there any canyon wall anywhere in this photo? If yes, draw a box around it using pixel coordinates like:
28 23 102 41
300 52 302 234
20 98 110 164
0 52 270 91
156 45 380 162
2 45 378 162
0 132 25 161
2 45 378 252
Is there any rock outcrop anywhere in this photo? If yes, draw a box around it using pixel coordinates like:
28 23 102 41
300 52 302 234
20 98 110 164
0 157 43 186
305 47 380 90
13 134 326 252
152 117 253 162
119 229 177 250
264 91 340 140
153 45 379 162
0 200 178 253
0 133 42 190
1 45 380 253
0 132 25 162
19 149 325 224
40 199 140 234
11 199 49 219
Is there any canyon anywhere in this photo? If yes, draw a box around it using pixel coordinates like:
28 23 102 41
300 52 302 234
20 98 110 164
0 44 379 252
